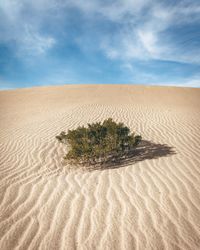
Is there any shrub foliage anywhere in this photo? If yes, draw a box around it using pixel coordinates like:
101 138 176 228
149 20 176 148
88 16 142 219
56 118 142 165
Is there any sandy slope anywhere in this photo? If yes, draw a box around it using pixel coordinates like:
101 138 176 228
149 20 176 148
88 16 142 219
0 85 200 250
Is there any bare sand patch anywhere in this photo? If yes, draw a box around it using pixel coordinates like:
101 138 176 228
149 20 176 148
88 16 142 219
0 85 200 250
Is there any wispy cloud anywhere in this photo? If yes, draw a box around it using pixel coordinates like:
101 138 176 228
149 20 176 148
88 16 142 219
1 0 200 62
0 0 200 88
0 0 56 57
19 26 56 56
96 1 200 64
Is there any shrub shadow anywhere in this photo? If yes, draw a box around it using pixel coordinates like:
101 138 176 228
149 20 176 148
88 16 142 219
88 140 176 171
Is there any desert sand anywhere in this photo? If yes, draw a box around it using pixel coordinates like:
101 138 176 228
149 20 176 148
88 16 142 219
0 84 200 250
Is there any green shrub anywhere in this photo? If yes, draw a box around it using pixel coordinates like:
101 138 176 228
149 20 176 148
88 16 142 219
56 118 142 166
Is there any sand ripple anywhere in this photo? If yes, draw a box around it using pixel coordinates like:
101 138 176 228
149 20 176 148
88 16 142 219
0 85 200 250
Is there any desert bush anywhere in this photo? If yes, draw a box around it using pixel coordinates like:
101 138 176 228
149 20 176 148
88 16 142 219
56 118 142 166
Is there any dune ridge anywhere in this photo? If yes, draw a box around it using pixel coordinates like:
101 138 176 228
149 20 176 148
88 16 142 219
0 85 200 250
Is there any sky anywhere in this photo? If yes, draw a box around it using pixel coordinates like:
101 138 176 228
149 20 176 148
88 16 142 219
0 0 200 89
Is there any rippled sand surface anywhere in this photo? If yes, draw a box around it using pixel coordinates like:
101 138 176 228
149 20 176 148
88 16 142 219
0 85 200 250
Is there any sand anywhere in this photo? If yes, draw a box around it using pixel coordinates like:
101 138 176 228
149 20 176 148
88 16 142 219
0 84 200 250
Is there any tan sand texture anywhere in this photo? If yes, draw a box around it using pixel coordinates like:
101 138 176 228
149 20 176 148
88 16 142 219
0 85 200 250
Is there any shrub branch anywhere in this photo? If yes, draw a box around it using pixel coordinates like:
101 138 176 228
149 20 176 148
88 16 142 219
56 118 142 166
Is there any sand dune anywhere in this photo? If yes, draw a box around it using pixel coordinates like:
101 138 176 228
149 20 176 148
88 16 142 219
0 85 200 250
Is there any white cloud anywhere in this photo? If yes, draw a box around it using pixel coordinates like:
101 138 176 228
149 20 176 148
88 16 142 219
121 63 134 72
67 0 150 21
0 0 56 57
94 1 200 64
20 26 55 56
138 31 156 54
178 78 200 87
1 0 200 67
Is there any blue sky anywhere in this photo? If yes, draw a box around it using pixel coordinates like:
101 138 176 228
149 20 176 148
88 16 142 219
0 0 200 89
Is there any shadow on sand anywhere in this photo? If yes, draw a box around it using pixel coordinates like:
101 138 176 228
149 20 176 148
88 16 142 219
88 140 176 171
